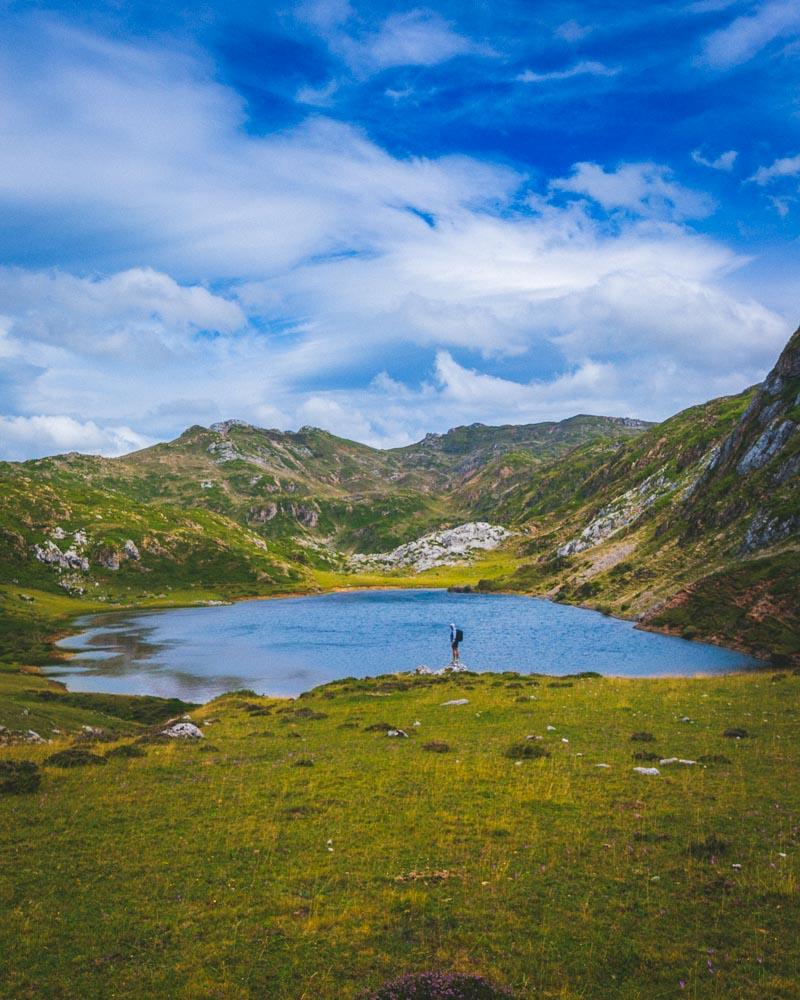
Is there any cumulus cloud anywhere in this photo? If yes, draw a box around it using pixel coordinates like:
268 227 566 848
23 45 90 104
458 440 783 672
550 162 714 219
701 0 800 67
0 414 153 461
0 19 792 457
517 61 618 83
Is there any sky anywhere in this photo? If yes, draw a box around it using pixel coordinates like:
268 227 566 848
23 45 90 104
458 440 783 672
0 0 798 459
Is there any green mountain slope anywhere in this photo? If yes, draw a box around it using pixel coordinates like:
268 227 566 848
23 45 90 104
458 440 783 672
485 328 800 660
0 330 797 659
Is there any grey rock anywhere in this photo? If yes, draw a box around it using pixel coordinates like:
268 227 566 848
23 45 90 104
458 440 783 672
161 722 204 739
441 698 469 706
633 766 660 776
123 539 140 561
350 521 512 573
33 540 89 572
736 420 795 474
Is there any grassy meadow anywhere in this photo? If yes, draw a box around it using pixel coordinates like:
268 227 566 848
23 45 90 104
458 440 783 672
1 655 799 999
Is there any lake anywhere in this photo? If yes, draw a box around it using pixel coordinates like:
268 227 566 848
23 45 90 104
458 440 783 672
46 588 763 702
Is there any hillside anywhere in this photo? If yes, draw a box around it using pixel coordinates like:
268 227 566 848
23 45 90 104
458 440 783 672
0 415 648 600
0 331 797 659
484 328 800 661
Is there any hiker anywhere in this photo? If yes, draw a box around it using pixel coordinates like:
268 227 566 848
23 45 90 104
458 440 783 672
450 622 463 663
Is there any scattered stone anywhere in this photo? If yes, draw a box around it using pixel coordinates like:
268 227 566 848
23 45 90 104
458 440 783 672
386 729 409 738
0 760 41 794
44 748 107 768
633 766 660 776
679 717 694 724
441 699 469 706
161 722 204 739
594 763 611 769
546 725 556 731
659 758 696 766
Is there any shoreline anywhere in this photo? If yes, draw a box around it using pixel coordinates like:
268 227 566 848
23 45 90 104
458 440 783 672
40 582 767 704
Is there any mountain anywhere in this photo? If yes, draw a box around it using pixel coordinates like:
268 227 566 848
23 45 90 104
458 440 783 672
485 326 800 661
0 330 796 660
0 414 649 601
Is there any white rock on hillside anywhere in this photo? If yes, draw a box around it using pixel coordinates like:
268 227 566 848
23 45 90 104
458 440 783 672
557 471 675 557
349 521 512 573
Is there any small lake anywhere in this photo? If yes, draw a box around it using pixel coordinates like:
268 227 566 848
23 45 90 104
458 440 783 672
46 588 762 702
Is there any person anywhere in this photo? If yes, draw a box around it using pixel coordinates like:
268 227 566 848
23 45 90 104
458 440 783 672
450 622 461 663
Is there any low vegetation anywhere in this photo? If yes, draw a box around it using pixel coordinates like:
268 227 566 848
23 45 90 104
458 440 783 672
1 669 798 998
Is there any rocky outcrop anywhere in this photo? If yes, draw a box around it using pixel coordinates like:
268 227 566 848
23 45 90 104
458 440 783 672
33 540 89 572
350 522 513 573
123 539 140 561
249 503 278 523
557 471 675 557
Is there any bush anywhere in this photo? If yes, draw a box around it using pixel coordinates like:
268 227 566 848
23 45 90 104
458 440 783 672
422 741 451 753
631 732 656 742
505 742 550 760
44 748 107 768
104 744 146 760
359 971 516 1000
0 759 41 794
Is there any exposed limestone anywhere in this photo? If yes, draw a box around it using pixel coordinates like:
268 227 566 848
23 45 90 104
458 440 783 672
736 420 796 474
123 539 140 561
350 521 512 573
249 503 279 523
33 540 89 572
558 471 675 557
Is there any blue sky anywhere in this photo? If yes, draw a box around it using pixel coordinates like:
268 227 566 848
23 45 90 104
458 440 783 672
0 0 798 458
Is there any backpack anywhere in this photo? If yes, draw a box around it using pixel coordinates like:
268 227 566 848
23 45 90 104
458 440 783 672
455 628 464 643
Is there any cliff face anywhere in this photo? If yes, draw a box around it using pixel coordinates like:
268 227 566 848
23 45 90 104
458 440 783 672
686 326 800 553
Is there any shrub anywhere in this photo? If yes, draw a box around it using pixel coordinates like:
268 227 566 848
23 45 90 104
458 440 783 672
422 741 451 753
44 748 107 768
0 759 41 794
104 744 146 759
723 728 749 739
505 742 550 760
631 732 656 742
359 971 516 1000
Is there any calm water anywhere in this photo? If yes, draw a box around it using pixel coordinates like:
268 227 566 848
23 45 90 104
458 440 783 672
46 589 762 702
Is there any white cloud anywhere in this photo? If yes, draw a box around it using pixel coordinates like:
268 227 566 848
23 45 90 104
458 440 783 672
295 79 340 106
554 20 594 42
298 7 492 76
701 0 800 68
0 414 153 461
550 162 714 219
517 61 618 83
0 20 792 458
691 148 738 171
749 152 800 184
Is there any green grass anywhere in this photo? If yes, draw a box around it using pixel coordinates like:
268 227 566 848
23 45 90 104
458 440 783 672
1 670 798 998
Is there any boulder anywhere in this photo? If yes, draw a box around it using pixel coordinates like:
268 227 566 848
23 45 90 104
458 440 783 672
161 722 204 739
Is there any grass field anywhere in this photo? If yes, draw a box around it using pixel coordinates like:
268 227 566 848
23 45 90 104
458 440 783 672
1 665 799 999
